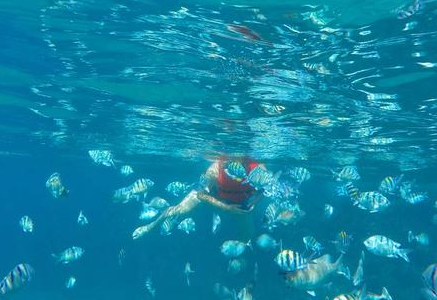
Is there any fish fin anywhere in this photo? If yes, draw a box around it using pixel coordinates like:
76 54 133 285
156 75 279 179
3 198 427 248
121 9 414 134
247 239 253 250
51 253 60 263
358 284 367 300
306 290 316 297
335 254 351 280
397 248 412 262
330 169 339 180
407 230 414 243
381 287 393 300
279 239 283 251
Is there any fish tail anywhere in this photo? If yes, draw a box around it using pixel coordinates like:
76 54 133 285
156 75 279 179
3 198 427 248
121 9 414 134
247 239 253 250
51 253 59 263
334 254 350 280
397 248 412 262
381 287 393 300
330 169 338 180
358 284 367 300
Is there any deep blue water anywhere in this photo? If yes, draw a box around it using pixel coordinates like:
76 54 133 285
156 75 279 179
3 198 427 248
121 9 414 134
1 0 437 299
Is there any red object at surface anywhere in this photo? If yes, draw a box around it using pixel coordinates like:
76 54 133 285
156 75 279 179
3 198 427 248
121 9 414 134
216 158 259 203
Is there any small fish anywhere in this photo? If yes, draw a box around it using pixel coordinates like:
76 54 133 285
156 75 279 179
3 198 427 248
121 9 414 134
324 204 334 219
397 0 423 19
353 251 365 287
52 246 85 264
213 283 235 299
263 202 279 230
46 172 69 198
333 231 353 254
88 150 114 167
275 249 309 272
228 258 246 274
160 217 177 236
364 235 411 262
113 178 154 204
0 264 34 296
354 191 390 213
379 175 404 194
139 203 159 221
245 166 278 190
212 213 221 235
256 233 281 251
408 231 429 246
333 290 366 300
332 166 360 181
148 197 170 210
166 181 192 197
337 182 360 200
65 276 76 289
227 24 262 41
220 240 252 258
145 276 156 298
184 262 194 286
19 216 34 233
405 192 428 204
287 167 311 184
422 264 437 300
177 218 196 234
77 210 89 226
118 248 125 267
120 165 134 176
399 181 413 199
224 161 247 181
303 236 323 255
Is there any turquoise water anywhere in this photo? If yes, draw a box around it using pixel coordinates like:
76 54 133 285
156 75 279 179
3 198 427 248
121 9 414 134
1 0 437 299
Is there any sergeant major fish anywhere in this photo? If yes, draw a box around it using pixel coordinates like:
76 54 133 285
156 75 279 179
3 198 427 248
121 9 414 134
166 181 192 197
364 235 411 262
88 150 114 167
139 203 159 221
220 240 252 258
148 197 170 210
0 263 34 296
333 231 353 254
303 236 323 255
224 161 247 181
52 246 85 264
177 218 196 234
379 175 404 194
19 216 34 233
332 166 360 181
228 258 246 274
245 166 278 190
275 249 310 272
46 172 69 198
120 165 134 176
354 191 390 213
287 167 311 184
366 287 393 300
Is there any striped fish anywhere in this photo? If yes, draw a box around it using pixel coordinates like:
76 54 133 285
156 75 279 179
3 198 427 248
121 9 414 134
287 167 311 184
333 231 353 254
224 161 247 181
46 172 68 198
0 264 34 296
337 182 360 201
275 249 309 272
88 150 115 167
332 166 360 182
245 166 278 190
397 0 423 19
120 165 134 176
303 236 323 255
379 175 404 194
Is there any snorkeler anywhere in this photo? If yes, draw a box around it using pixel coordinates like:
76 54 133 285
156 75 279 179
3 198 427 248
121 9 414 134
132 157 266 239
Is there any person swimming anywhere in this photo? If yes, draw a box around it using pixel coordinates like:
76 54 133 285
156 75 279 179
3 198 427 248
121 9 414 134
132 157 266 239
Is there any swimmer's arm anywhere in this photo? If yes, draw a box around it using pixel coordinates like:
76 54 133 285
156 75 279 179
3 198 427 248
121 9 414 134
197 191 252 214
